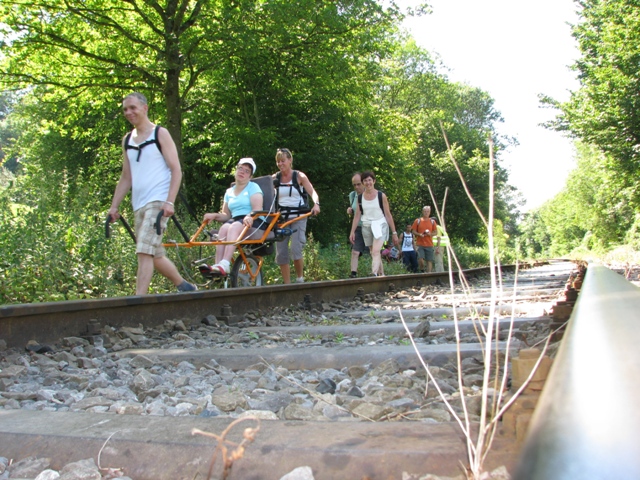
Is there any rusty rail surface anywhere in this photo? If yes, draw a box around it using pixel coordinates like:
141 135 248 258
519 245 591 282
514 264 640 479
0 266 517 349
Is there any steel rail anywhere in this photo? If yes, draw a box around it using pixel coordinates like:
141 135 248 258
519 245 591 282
514 264 640 479
0 266 515 349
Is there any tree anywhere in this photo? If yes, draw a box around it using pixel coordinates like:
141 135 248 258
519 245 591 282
373 41 515 243
551 0 640 179
0 0 406 244
522 142 636 256
0 0 401 156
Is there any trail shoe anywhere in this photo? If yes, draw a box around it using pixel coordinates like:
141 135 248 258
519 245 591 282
215 259 231 275
177 281 198 292
211 261 230 276
211 265 224 275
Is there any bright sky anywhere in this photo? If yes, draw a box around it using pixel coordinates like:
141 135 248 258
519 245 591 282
403 0 581 212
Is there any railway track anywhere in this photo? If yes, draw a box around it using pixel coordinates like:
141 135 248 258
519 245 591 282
0 260 578 479
0 264 539 349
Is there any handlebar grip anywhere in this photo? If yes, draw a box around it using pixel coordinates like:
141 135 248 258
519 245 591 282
155 210 164 235
105 214 136 243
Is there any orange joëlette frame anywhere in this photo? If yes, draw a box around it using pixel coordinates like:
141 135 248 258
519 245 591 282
161 210 313 249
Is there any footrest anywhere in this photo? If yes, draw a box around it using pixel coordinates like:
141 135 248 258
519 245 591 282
198 265 226 279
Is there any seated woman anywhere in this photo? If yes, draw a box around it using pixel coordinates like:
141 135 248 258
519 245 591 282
201 158 264 276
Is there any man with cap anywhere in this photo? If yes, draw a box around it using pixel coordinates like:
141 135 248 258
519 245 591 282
202 157 264 276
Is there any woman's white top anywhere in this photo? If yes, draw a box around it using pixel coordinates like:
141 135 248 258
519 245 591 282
361 193 385 224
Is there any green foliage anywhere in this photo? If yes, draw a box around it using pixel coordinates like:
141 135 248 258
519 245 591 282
372 41 517 242
293 234 333 282
519 143 635 258
550 0 640 180
540 0 640 255
453 242 491 269
0 168 138 304
303 239 349 282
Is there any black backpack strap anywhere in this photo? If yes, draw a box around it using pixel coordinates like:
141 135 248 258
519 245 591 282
124 125 162 162
275 170 308 208
274 172 282 206
154 125 162 154
359 191 384 215
291 170 306 197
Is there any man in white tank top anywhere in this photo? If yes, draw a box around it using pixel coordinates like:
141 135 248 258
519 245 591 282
108 92 196 295
400 224 418 273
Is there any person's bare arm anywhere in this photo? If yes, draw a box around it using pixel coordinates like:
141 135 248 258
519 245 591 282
382 193 398 246
299 171 320 215
108 136 133 221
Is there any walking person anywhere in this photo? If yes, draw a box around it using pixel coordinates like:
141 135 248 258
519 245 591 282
349 171 398 276
400 224 418 273
108 92 197 294
347 172 365 278
200 158 264 276
411 206 438 273
434 221 450 273
272 148 321 284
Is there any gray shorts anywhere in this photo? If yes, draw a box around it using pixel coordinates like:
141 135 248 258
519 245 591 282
352 226 365 253
362 221 389 247
417 246 434 262
134 201 167 257
276 217 307 264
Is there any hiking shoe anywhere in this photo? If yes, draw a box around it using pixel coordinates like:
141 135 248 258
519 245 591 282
177 281 198 292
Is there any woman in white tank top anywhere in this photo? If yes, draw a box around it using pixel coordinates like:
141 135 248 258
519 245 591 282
349 171 399 276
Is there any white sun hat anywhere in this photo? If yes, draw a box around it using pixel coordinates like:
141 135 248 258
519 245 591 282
238 157 256 175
